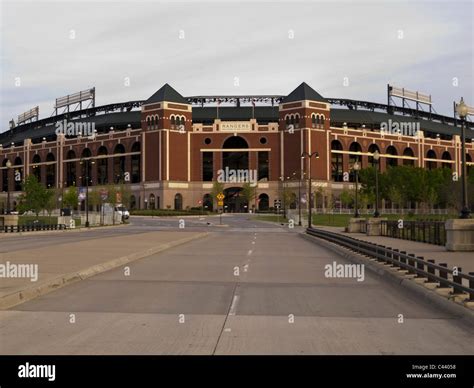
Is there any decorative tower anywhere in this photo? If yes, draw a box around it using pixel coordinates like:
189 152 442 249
279 82 331 182
141 84 192 183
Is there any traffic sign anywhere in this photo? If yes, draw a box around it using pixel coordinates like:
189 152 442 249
218 200 224 206
216 193 225 201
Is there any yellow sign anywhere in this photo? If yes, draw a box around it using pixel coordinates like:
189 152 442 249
216 193 225 201
218 201 224 206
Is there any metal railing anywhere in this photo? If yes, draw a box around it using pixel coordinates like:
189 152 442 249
1 224 68 233
306 227 474 300
380 220 446 246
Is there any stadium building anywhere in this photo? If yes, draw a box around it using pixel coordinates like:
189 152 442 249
0 82 473 213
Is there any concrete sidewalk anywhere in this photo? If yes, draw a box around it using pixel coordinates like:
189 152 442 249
317 225 474 274
0 231 208 309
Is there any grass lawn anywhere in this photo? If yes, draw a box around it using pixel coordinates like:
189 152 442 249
18 216 58 226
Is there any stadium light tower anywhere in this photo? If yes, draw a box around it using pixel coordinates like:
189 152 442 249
457 97 470 219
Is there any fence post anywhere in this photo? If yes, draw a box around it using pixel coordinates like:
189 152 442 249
438 263 450 288
452 267 464 295
416 256 425 277
468 272 474 301
407 253 416 274
426 259 437 283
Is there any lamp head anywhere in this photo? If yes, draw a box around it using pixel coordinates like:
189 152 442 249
456 97 469 119
373 150 380 161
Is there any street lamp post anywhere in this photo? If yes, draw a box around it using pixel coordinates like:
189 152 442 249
353 161 361 218
373 151 380 218
80 158 95 227
301 151 320 229
298 171 302 226
457 97 470 219
5 160 12 214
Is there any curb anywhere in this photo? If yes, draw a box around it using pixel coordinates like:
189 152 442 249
300 232 474 327
0 223 129 238
0 232 209 310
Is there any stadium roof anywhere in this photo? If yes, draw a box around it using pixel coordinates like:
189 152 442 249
2 106 472 147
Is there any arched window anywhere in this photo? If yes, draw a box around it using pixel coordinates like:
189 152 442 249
426 149 437 170
32 154 42 183
131 142 141 183
403 148 415 166
258 193 269 211
311 115 316 127
331 140 343 182
442 151 452 169
130 195 136 210
203 193 213 211
113 144 126 183
46 153 56 188
14 157 23 191
386 146 398 168
349 142 362 182
170 116 175 127
146 117 151 129
368 144 381 169
97 146 108 185
285 116 290 126
222 136 249 172
320 116 325 125
2 159 9 192
466 153 472 175
174 193 183 210
80 149 93 187
66 150 76 187
295 114 300 128
149 193 155 210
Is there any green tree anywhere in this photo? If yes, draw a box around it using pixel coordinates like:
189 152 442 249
44 189 58 216
241 183 257 211
107 185 119 224
339 189 354 209
119 183 132 208
17 175 51 217
88 188 101 211
62 186 78 210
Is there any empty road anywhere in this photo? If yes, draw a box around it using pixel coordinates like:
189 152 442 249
0 214 473 354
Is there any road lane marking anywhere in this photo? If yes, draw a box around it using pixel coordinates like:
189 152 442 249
247 250 253 256
229 295 240 316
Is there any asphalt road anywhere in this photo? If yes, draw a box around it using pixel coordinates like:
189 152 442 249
0 214 473 354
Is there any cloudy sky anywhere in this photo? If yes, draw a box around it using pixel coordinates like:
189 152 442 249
0 0 472 132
